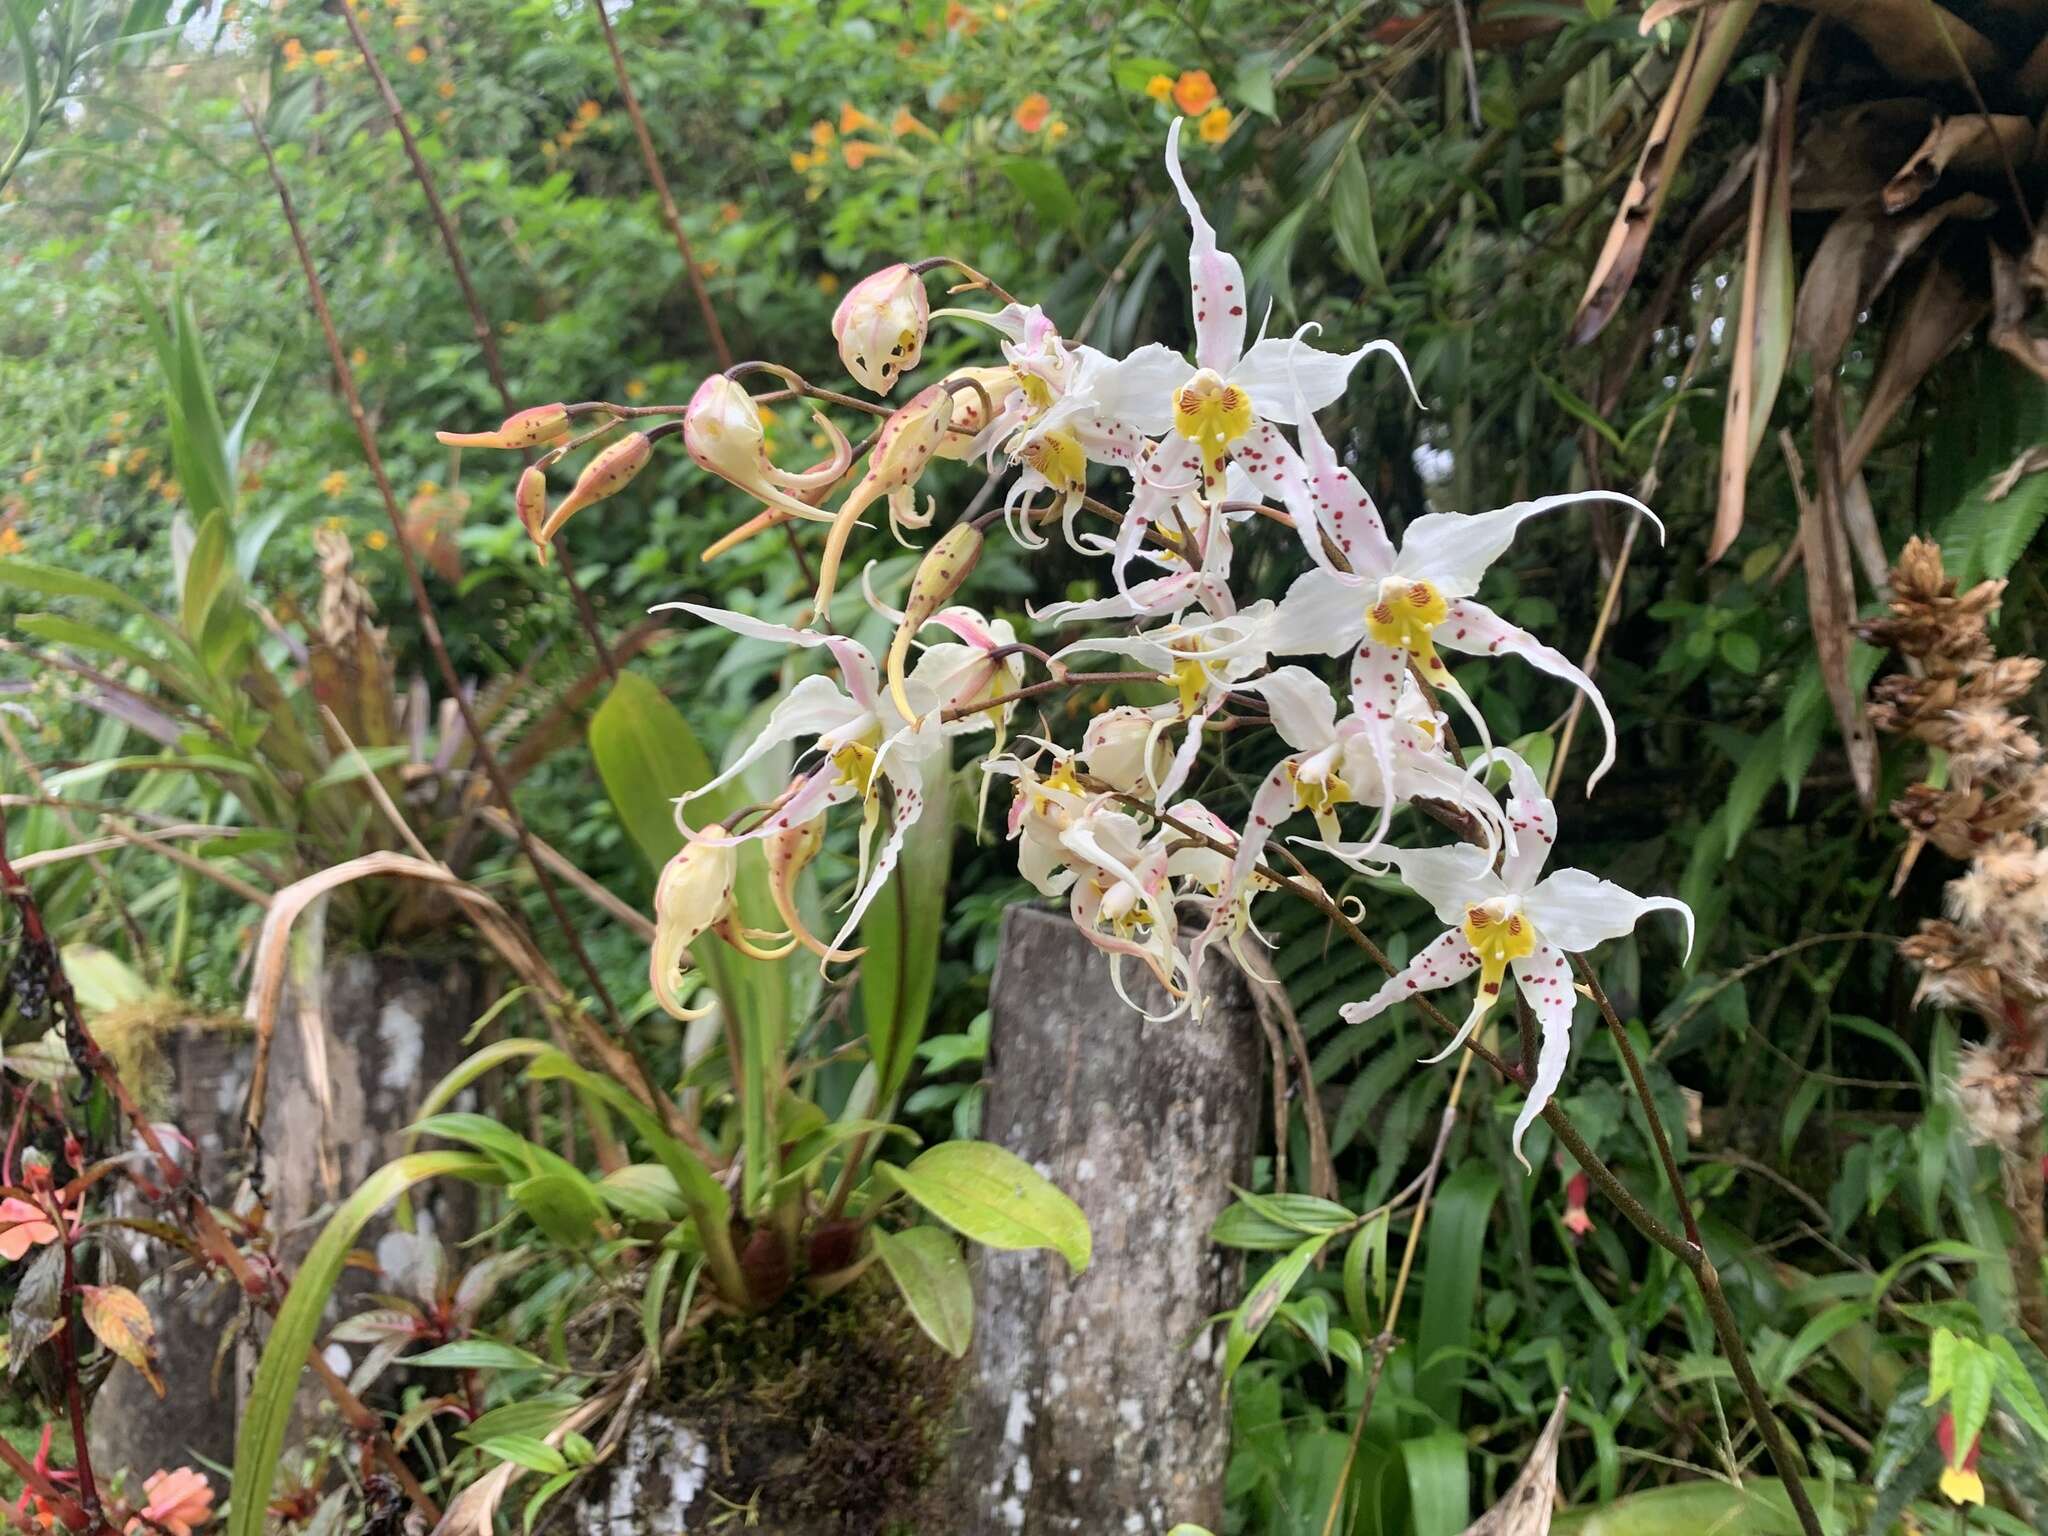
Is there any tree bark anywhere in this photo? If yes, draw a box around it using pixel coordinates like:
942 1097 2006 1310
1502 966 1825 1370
948 906 1260 1535
88 1022 250 1490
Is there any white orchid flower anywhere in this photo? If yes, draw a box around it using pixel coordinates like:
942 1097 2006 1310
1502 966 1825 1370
1114 120 1414 515
1267 407 1660 786
1167 798 1284 984
660 604 969 961
1220 653 1505 899
1057 803 1192 1021
1053 601 1277 803
1342 752 1693 1165
985 743 1095 899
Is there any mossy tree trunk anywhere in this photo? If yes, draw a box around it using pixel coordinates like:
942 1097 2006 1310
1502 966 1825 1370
947 905 1260 1534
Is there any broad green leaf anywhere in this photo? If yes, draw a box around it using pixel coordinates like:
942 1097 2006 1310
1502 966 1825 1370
408 1338 552 1372
458 1396 582 1445
231 1152 502 1536
478 1435 567 1476
1210 1189 1353 1250
1401 1430 1469 1536
508 1172 608 1249
1416 1160 1499 1424
1330 141 1385 291
873 1226 973 1359
1222 1230 1327 1381
0 558 181 642
598 1163 686 1223
523 1052 730 1230
999 156 1079 229
877 1141 1089 1272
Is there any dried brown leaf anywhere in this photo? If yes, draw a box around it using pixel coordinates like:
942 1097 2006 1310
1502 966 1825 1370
81 1283 163 1397
1790 0 1998 87
1989 241 2048 381
1793 193 1995 373
1571 0 1762 347
1460 1391 1571 1536
1844 258 1990 477
1786 429 1878 807
1883 115 2037 213
1792 99 1939 211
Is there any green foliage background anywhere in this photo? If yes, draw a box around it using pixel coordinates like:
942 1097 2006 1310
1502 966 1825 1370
5 0 2048 1531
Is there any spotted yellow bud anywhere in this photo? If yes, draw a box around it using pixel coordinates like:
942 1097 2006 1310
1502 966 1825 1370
764 806 863 964
537 432 652 541
887 522 983 719
814 383 954 619
650 836 737 1021
435 403 570 450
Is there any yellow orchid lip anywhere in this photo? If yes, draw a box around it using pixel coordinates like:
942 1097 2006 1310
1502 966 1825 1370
1461 899 1537 1013
830 733 883 798
1367 577 1454 685
1170 367 1252 490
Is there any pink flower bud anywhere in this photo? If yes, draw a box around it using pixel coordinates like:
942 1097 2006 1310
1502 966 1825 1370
537 431 652 541
831 263 929 395
514 465 548 545
683 375 767 479
434 403 571 450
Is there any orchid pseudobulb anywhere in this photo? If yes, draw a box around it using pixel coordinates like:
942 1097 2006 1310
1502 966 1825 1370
484 122 1695 1179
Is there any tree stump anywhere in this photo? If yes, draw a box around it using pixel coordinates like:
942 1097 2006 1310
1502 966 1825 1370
948 905 1261 1535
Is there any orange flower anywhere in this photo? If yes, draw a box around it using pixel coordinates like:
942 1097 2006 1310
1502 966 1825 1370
124 1468 213 1536
1144 74 1174 103
1013 92 1052 133
0 528 22 556
839 103 877 135
717 200 743 225
310 47 340 67
436 79 454 99
937 90 966 114
817 272 841 295
624 379 648 401
1197 105 1232 144
891 106 934 139
842 140 887 169
809 118 835 147
945 0 979 33
405 44 427 63
281 38 305 69
576 99 602 123
1172 69 1217 115
320 470 349 498
0 1197 56 1263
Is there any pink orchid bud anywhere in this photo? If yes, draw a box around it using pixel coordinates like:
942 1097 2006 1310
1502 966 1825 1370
434 403 571 451
814 382 954 619
1561 1171 1593 1239
1081 706 1172 797
537 432 652 541
887 523 984 719
832 263 929 395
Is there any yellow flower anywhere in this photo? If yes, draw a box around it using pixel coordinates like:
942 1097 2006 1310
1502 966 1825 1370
1197 105 1232 144
1145 74 1174 103
0 528 23 556
992 2 1009 17
160 480 181 502
350 346 369 369
1172 69 1218 115
99 458 118 478
122 446 149 473
624 379 648 400
789 148 814 173
320 470 349 498
817 272 840 296
1013 92 1051 133
321 515 345 532
577 99 602 123
405 44 427 63
437 79 455 99
417 480 440 497
809 119 835 148
842 139 887 169
394 11 419 25
1048 119 1069 141
19 467 38 487
366 529 389 550
311 47 340 67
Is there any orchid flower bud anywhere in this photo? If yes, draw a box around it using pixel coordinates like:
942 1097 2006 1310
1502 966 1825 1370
1081 705 1173 797
764 805 863 964
684 376 852 533
832 263 929 395
435 403 571 451
650 836 738 1021
812 382 954 620
536 431 652 542
886 523 983 720
514 465 548 546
